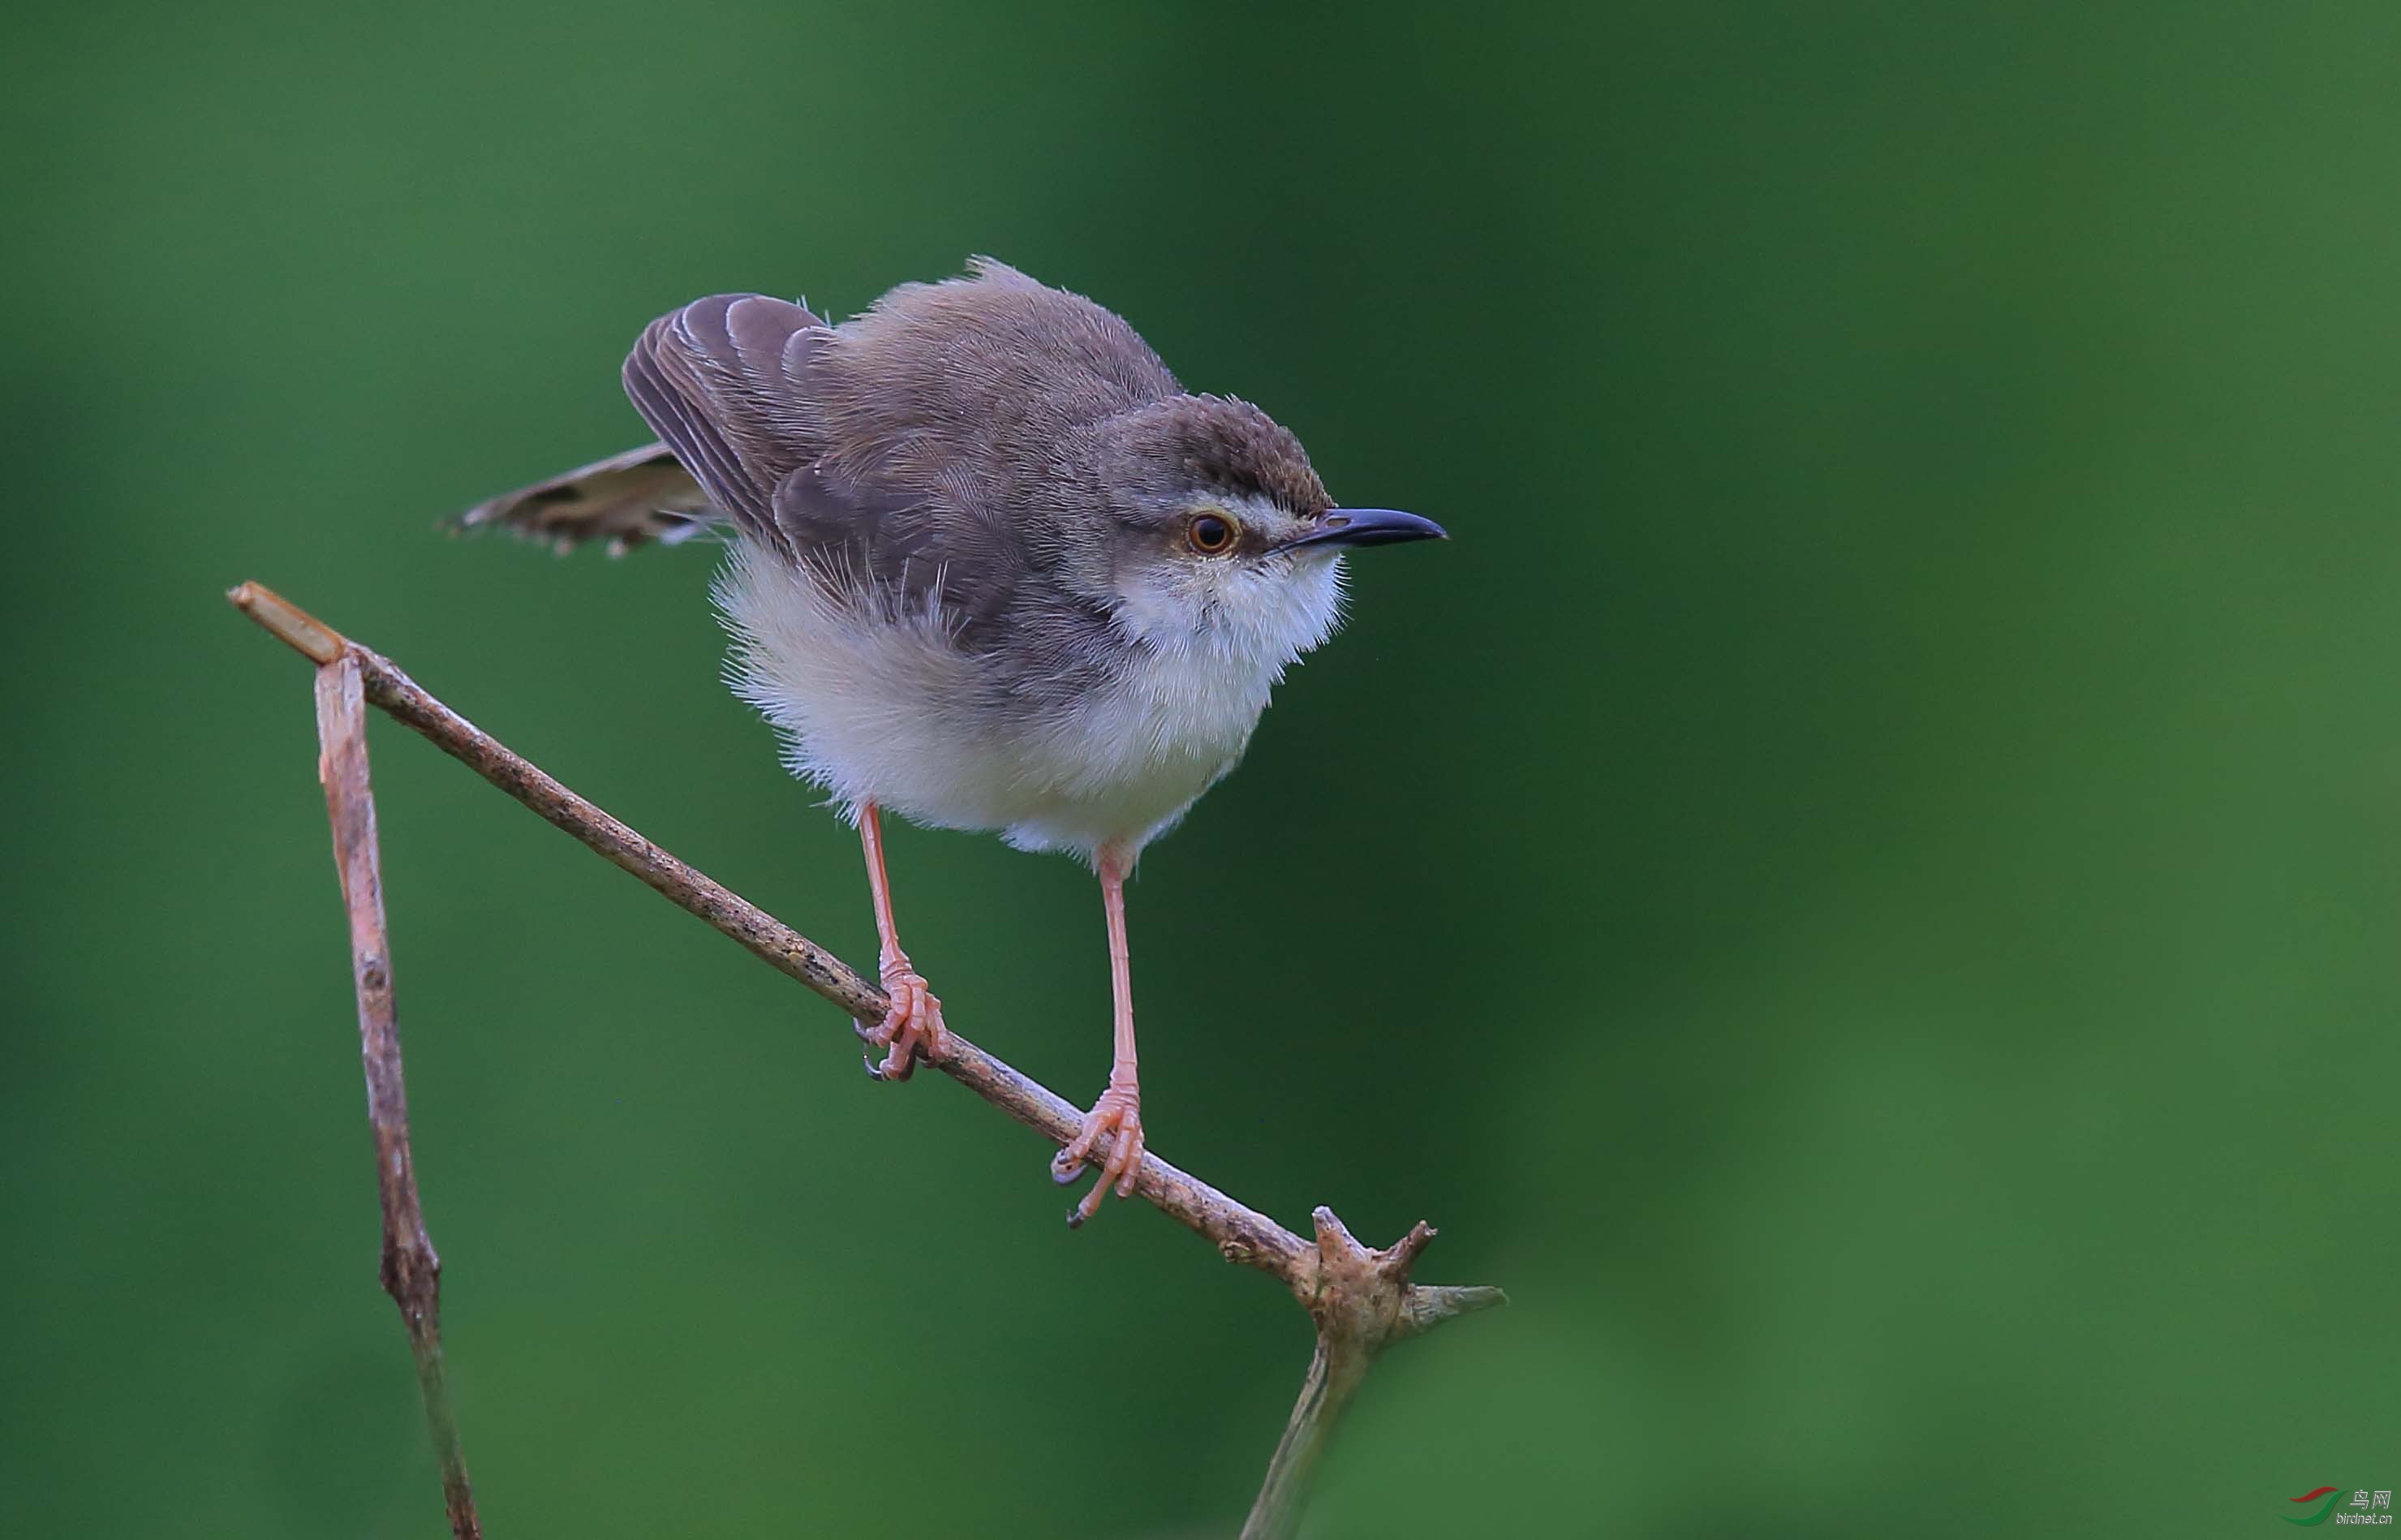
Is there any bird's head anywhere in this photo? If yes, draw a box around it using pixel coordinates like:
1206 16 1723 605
1085 394 1444 669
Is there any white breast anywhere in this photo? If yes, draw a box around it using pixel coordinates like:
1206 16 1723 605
714 534 1344 863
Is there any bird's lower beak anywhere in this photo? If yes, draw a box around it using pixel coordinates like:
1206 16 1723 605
1280 507 1449 551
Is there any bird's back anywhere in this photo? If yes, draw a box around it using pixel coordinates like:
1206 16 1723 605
802 257 1182 505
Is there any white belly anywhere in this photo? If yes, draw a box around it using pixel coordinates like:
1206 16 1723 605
712 540 1280 862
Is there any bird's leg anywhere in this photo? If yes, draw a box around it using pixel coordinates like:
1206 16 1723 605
857 801 948 1081
1053 845 1145 1226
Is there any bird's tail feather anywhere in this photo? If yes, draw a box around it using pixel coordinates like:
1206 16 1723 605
450 441 721 556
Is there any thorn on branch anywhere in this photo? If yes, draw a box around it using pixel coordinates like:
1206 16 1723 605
1388 1219 1437 1271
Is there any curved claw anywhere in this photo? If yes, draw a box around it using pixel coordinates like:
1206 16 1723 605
861 963 947 1084
1056 1085 1144 1227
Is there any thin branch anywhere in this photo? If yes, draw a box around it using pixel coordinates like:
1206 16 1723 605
242 581 1309 1278
236 579 1502 1534
313 652 480 1540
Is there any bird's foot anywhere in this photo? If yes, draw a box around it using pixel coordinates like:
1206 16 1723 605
1052 1080 1143 1228
861 953 948 1082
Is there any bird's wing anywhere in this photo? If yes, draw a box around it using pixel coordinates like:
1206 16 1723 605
617 289 1017 633
451 441 719 554
764 454 1034 648
621 294 832 545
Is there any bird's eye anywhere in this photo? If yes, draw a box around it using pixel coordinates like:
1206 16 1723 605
1186 512 1237 555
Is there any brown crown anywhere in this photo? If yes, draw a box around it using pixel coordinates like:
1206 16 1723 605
1159 394 1331 516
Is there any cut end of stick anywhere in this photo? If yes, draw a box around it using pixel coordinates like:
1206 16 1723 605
228 580 349 665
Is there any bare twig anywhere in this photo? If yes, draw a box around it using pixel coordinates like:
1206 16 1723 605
312 653 480 1540
237 579 1502 1534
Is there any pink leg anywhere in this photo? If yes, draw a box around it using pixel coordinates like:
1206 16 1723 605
1052 844 1145 1226
858 801 948 1082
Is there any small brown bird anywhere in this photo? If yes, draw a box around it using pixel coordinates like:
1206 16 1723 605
462 260 1444 1224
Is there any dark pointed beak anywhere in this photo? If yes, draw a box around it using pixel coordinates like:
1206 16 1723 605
1280 507 1449 552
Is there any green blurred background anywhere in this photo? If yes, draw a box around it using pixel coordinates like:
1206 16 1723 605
6 3 2397 1535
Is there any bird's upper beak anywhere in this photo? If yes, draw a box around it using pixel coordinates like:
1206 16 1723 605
1279 507 1449 552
